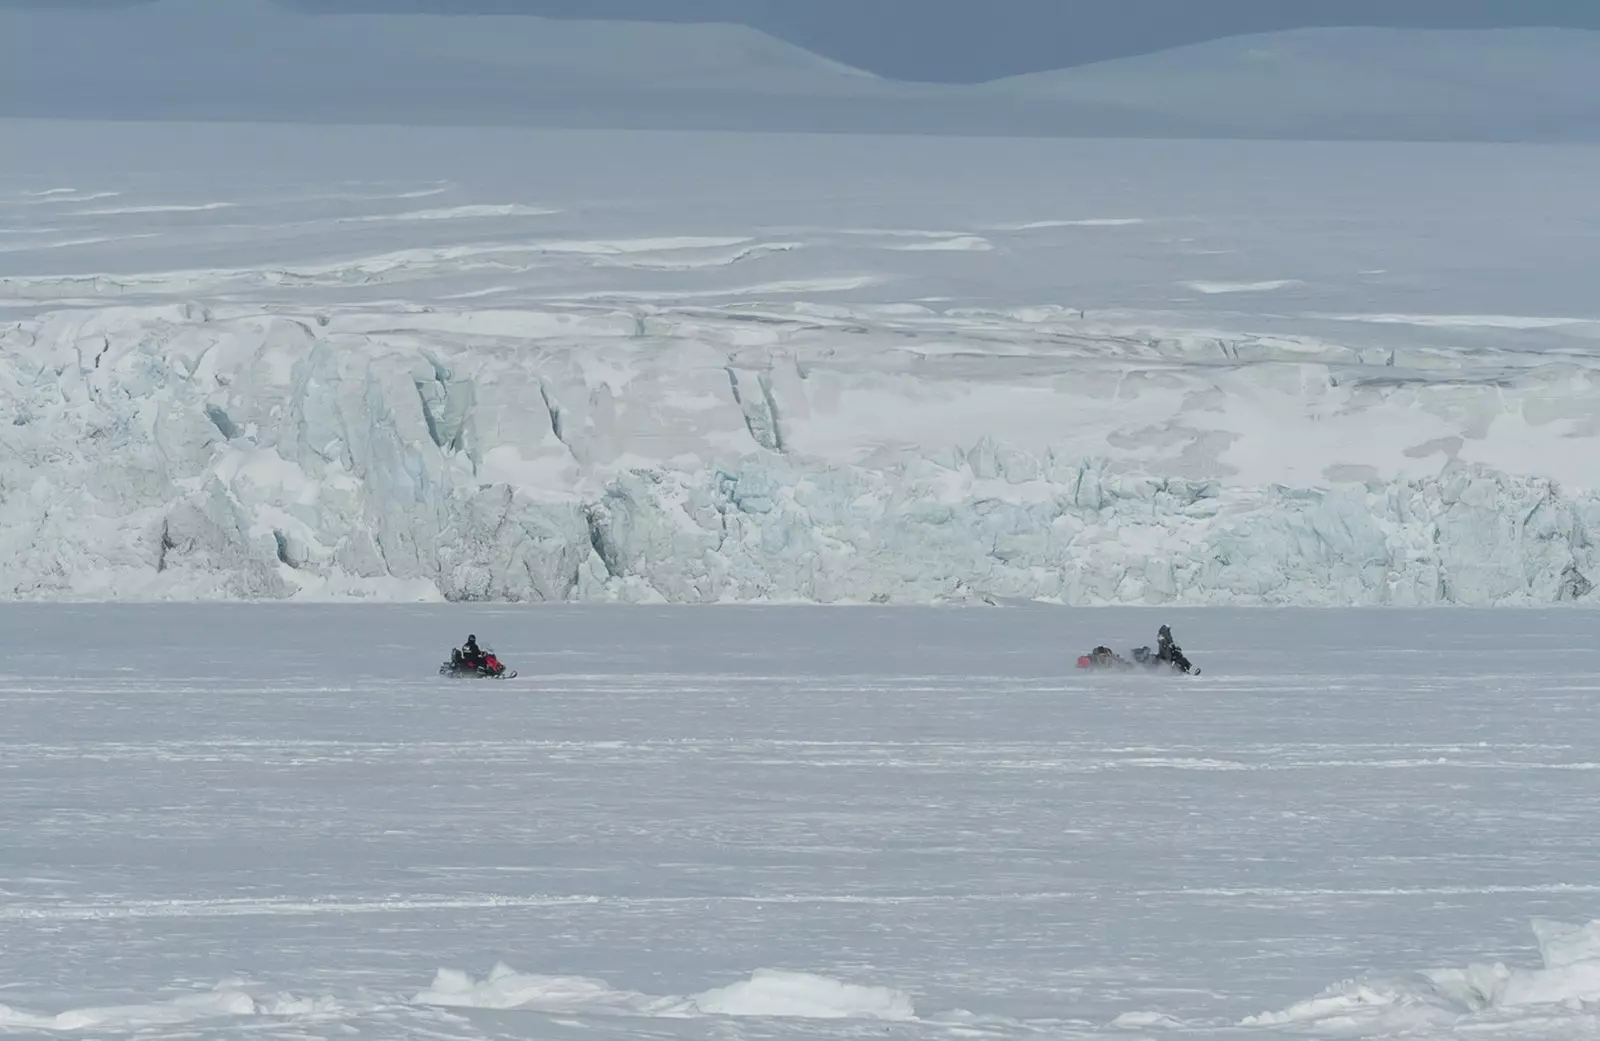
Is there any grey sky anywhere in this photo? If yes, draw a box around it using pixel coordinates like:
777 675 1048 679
7 0 1600 82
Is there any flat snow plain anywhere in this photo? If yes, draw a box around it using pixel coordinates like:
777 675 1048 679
4 604 1600 1040
6 123 1600 603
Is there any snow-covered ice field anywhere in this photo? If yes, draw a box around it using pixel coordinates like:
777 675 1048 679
5 122 1600 604
3 604 1600 1039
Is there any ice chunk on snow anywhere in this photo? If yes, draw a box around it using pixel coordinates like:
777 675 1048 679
0 986 338 1032
1241 979 1465 1033
1243 918 1600 1034
412 964 655 1014
684 969 916 1020
412 964 914 1021
1482 918 1600 1009
1532 918 1600 971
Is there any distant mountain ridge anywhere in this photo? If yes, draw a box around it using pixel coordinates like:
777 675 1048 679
2 1 1598 140
237 0 1600 84
10 0 1600 84
984 27 1600 142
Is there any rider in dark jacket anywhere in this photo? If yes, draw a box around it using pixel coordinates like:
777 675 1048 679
1156 625 1194 673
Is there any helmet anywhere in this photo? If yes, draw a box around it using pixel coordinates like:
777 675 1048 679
467 634 476 642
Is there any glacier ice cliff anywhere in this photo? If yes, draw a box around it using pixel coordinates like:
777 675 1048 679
3 301 1598 606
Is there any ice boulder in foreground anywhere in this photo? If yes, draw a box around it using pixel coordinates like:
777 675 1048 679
1243 918 1600 1034
3 301 1599 606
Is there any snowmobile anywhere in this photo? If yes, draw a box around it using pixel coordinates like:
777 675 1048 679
1076 645 1200 676
439 648 517 679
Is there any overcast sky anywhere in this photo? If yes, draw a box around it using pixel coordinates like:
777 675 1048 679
9 0 1600 82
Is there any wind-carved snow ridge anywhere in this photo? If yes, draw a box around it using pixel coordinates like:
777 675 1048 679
5 300 1600 604
1241 918 1600 1036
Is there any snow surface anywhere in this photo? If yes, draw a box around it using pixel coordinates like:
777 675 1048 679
3 603 1600 1041
2 2 1599 141
5 123 1600 605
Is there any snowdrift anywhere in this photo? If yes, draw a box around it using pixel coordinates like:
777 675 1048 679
3 300 1597 606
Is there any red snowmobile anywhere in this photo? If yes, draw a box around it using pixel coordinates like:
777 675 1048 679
440 646 517 679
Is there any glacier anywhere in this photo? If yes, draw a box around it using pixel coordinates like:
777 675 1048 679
6 299 1599 607
4 124 1600 606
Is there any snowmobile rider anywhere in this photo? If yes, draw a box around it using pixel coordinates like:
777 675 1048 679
1156 625 1194 674
450 635 485 670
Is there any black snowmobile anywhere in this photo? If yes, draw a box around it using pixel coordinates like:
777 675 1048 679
1076 626 1199 675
